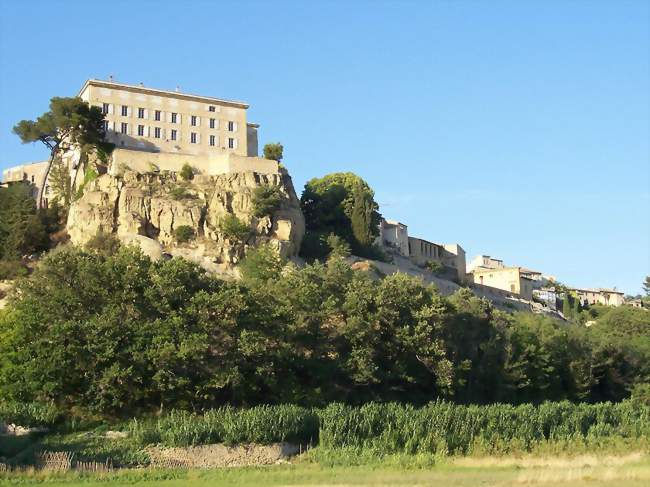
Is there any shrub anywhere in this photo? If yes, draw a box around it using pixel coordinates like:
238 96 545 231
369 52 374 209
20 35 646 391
85 230 121 256
0 260 28 280
169 186 195 200
174 225 195 243
74 167 99 200
180 163 194 181
251 185 283 218
263 143 283 162
424 261 444 274
239 244 285 283
219 215 250 242
0 401 62 427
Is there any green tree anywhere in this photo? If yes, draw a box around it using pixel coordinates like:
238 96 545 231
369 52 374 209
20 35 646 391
0 184 49 260
13 97 107 208
300 173 381 258
174 225 195 243
179 163 194 181
263 143 283 162
251 185 284 218
239 244 285 283
643 276 650 296
219 215 250 242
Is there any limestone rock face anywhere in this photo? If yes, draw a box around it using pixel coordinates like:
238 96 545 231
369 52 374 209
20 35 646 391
67 169 305 274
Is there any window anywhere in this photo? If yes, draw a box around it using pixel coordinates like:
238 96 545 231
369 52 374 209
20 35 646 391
228 121 234 131
138 124 145 136
171 129 177 141
121 105 128 116
191 115 197 126
103 120 109 132
228 137 234 149
208 105 216 112
121 122 128 134
191 132 197 144
155 110 161 121
138 107 145 118
209 135 215 146
209 118 215 129
154 127 161 138
102 103 109 114
31 175 35 183
171 112 177 123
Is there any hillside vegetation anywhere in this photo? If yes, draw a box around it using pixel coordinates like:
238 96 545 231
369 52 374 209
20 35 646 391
0 245 647 417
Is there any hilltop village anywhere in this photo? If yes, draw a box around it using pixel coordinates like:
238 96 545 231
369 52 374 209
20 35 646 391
1 78 638 315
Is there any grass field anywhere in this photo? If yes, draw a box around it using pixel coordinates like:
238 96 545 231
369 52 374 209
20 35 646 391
2 453 649 487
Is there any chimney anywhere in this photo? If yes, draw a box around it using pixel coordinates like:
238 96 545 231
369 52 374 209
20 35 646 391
175 85 180 92
108 74 114 82
139 82 144 87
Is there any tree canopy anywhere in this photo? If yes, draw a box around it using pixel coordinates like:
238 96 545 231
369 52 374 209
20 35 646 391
263 143 283 162
300 173 381 259
0 246 647 417
13 97 108 207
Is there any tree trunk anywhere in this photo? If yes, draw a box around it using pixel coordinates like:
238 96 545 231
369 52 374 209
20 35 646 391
38 149 57 209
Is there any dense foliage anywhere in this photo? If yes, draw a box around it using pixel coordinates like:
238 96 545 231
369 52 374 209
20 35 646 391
0 183 61 278
262 142 283 162
300 173 382 259
0 247 647 417
251 185 284 218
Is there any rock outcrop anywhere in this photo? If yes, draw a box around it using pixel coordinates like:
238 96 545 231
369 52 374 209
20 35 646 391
67 168 305 276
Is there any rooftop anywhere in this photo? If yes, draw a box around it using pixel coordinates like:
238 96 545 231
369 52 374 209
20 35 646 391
78 79 250 109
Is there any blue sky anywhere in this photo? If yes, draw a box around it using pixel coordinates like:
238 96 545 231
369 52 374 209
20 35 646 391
1 0 648 294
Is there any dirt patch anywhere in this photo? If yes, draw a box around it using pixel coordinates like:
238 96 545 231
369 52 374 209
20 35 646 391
146 442 302 468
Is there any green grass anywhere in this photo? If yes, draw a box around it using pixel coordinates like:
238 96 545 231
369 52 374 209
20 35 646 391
1 453 650 486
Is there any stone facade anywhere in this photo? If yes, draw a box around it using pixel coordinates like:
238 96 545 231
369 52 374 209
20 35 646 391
78 79 258 157
471 267 535 301
571 288 625 307
378 219 409 257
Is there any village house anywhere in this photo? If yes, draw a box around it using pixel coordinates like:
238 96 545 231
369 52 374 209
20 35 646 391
378 220 409 257
471 267 535 301
407 236 467 283
466 255 504 273
571 288 625 307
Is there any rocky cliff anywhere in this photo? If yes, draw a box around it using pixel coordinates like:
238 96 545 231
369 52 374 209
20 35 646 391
67 168 305 276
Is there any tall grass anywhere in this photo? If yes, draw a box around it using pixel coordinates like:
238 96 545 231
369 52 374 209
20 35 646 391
128 405 319 447
318 400 650 455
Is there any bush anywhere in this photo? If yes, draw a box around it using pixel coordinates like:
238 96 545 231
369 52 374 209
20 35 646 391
180 163 194 181
424 261 444 274
219 215 250 242
74 167 99 200
251 185 283 218
86 230 121 255
169 186 195 200
239 244 285 283
263 143 283 162
0 401 62 427
0 260 28 280
174 225 195 243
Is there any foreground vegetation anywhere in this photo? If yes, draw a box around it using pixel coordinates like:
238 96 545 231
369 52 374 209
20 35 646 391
1 400 648 469
2 455 650 487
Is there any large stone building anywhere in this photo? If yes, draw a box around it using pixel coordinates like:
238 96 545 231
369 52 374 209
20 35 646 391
78 78 259 157
2 78 278 206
